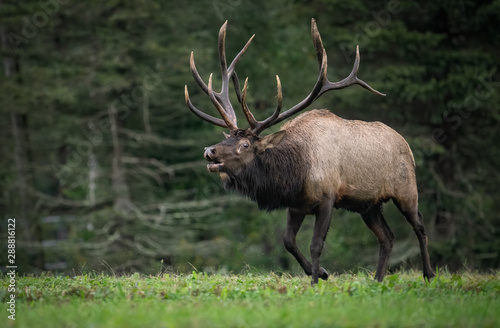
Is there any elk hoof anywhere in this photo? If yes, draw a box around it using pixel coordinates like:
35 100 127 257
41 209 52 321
424 271 436 281
319 267 329 280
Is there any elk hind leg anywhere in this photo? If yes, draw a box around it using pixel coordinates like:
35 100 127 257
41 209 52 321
361 204 395 282
394 198 435 280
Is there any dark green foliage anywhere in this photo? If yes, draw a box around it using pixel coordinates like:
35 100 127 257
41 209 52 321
0 0 499 275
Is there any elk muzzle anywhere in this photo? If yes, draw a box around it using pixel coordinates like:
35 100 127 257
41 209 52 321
204 146 216 160
204 146 224 172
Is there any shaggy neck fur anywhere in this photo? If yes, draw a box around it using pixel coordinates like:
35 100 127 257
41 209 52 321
222 135 309 211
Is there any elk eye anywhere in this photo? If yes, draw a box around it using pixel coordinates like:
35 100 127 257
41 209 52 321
243 143 249 148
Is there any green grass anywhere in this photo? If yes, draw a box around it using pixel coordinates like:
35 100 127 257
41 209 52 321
1 270 499 328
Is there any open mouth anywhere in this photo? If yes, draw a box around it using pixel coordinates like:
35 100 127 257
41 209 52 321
207 162 224 172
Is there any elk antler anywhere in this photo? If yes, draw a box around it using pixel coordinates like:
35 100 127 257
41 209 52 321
185 19 385 134
184 21 254 130
240 75 283 132
250 18 385 134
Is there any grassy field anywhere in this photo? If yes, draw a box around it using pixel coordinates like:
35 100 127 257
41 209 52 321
1 270 499 328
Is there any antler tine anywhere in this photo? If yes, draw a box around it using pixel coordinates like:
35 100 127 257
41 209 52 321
231 71 243 103
316 45 386 98
229 35 254 105
241 77 258 129
351 46 386 96
216 21 238 124
267 46 328 127
228 34 255 76
311 18 325 71
184 85 228 128
243 76 283 134
190 52 209 94
252 75 283 135
218 21 229 76
208 74 238 130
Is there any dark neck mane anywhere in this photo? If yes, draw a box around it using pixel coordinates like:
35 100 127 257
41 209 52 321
223 139 309 211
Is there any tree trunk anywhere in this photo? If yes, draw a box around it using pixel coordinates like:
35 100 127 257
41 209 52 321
108 106 133 213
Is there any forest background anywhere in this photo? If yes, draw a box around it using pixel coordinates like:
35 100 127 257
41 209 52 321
0 0 499 276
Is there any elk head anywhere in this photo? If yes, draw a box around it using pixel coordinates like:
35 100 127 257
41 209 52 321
184 19 385 179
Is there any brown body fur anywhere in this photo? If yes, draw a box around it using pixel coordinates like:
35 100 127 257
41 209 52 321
282 109 417 214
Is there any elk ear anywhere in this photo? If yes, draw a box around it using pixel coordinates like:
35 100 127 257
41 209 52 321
223 132 231 139
257 130 286 153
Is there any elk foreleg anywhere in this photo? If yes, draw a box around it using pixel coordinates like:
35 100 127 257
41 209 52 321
284 208 328 281
361 204 395 282
310 199 334 285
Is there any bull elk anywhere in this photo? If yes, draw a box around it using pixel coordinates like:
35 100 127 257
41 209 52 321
184 19 434 284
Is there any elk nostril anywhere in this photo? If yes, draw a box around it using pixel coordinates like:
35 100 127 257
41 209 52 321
204 146 216 161
205 146 216 154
